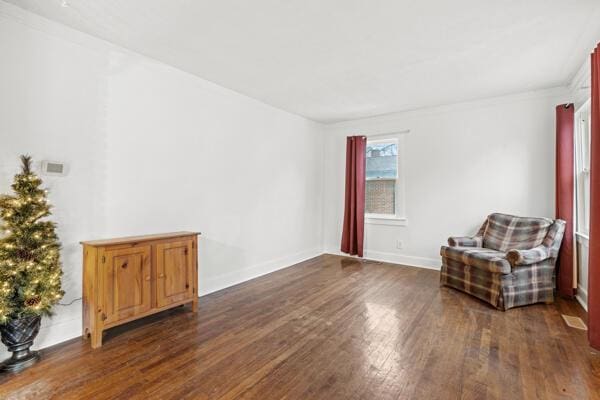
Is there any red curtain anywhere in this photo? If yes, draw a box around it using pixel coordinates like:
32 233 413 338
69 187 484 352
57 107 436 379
556 104 575 297
341 136 366 257
589 44 600 350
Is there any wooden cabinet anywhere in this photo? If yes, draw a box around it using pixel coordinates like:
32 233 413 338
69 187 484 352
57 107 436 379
102 245 152 324
81 232 199 348
155 240 194 308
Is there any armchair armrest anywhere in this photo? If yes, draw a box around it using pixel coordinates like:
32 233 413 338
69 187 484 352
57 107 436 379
448 236 482 247
448 220 488 248
506 245 551 266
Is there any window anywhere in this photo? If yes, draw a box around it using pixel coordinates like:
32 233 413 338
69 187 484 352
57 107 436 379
575 100 591 237
365 136 406 225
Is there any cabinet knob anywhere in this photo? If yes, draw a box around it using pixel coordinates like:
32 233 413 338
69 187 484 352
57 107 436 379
145 276 151 281
121 262 128 269
159 273 165 278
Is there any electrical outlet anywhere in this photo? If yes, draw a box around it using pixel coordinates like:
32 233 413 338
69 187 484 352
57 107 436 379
396 240 403 249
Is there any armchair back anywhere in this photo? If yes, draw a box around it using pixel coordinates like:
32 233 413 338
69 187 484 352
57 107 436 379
482 213 554 251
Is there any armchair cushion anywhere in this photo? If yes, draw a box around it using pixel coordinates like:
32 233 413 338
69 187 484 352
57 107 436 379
440 246 511 274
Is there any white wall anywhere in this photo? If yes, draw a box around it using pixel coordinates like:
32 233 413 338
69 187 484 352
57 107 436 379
0 2 323 357
323 89 569 267
104 51 324 295
0 8 109 358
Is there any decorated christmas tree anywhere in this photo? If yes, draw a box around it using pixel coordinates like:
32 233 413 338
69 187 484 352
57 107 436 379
0 155 64 324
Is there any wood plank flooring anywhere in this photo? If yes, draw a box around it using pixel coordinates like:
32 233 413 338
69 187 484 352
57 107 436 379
0 254 599 399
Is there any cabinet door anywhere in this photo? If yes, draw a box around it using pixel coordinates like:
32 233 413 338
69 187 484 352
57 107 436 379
102 245 152 324
156 240 194 308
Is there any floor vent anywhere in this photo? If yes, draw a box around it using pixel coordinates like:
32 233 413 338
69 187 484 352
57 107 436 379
562 314 588 330
363 259 384 265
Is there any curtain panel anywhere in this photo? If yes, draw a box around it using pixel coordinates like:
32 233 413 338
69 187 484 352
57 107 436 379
341 136 366 257
555 104 575 298
589 44 600 350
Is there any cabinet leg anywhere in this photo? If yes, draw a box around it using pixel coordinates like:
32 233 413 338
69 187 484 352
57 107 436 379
91 329 103 349
191 297 198 312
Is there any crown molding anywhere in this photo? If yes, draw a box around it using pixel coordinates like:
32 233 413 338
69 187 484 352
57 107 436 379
326 86 570 132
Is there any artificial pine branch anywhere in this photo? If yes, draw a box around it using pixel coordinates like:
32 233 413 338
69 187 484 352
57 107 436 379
0 156 64 323
20 155 32 175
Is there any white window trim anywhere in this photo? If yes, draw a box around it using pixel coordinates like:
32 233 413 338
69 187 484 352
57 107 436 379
574 99 591 238
365 131 409 225
365 215 408 226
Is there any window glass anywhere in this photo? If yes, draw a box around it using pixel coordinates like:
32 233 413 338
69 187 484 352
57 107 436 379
366 141 398 215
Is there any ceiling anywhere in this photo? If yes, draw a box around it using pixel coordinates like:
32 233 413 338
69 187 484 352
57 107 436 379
5 0 600 123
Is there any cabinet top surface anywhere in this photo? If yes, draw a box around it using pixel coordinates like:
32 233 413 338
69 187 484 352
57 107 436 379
80 231 200 247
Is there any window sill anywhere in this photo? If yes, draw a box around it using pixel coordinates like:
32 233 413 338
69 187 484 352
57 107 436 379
365 215 408 226
576 231 589 247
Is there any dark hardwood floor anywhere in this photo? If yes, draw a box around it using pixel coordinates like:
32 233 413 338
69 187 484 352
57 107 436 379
0 254 599 399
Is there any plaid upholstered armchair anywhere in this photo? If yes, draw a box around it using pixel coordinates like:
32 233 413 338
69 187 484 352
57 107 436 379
440 213 566 310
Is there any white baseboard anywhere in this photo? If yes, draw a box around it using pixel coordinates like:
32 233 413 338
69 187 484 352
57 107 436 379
576 284 588 311
366 250 441 270
198 247 323 296
324 248 440 270
35 316 82 350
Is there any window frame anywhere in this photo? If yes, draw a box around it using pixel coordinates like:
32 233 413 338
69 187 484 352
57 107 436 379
364 132 408 226
575 99 591 239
